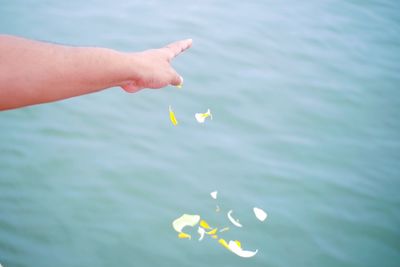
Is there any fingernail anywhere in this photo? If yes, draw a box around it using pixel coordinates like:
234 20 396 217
176 76 183 88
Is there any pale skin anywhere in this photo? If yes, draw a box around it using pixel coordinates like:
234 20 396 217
0 35 192 111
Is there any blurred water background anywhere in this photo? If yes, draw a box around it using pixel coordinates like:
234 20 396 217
0 0 399 266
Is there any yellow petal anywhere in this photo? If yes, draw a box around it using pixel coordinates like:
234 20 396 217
234 240 241 248
199 220 211 230
169 105 178 126
178 232 191 239
211 235 218 239
218 238 230 250
195 109 212 123
206 228 218 235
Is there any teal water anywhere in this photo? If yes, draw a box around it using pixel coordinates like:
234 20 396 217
1 1 400 266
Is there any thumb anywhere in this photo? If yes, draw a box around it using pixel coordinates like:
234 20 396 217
170 72 183 87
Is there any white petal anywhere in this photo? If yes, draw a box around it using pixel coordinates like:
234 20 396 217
195 113 206 123
253 207 267 222
219 227 229 233
172 214 200 233
227 210 242 227
228 241 258 258
210 191 218 199
198 227 205 241
206 109 212 120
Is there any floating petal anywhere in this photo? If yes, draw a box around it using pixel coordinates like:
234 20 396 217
195 109 212 123
206 228 218 235
253 207 267 222
178 232 191 239
172 214 200 233
210 191 218 199
227 210 242 227
234 240 241 248
198 227 205 241
228 240 258 258
169 105 178 126
219 227 229 233
218 238 230 250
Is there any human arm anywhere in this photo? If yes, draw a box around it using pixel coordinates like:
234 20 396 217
0 35 192 110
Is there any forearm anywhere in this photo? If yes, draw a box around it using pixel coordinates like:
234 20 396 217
0 35 132 110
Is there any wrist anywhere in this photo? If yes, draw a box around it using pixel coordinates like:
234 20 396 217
113 51 142 86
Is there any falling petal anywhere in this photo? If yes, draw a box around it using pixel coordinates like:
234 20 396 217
195 109 212 123
172 214 200 233
210 191 218 199
198 227 205 241
195 113 206 123
228 241 258 258
253 207 267 222
207 109 213 120
227 210 243 227
211 235 218 239
200 220 211 230
169 105 178 126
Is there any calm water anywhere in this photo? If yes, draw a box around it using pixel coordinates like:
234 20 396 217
1 1 400 266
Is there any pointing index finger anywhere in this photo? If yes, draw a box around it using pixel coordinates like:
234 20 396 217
164 39 193 59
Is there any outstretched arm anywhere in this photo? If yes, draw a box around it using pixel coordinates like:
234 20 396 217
0 35 192 110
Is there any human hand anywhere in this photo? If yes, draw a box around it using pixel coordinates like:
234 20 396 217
121 39 192 93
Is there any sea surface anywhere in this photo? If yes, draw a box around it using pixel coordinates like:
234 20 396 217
0 1 399 266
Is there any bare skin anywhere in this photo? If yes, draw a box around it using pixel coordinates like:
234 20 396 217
0 35 192 110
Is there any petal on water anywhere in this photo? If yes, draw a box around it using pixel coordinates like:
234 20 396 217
200 220 212 230
228 241 258 258
218 238 230 250
172 214 200 233
178 232 191 239
198 227 205 241
227 210 243 227
253 207 267 222
210 191 218 199
219 227 229 233
206 228 218 235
